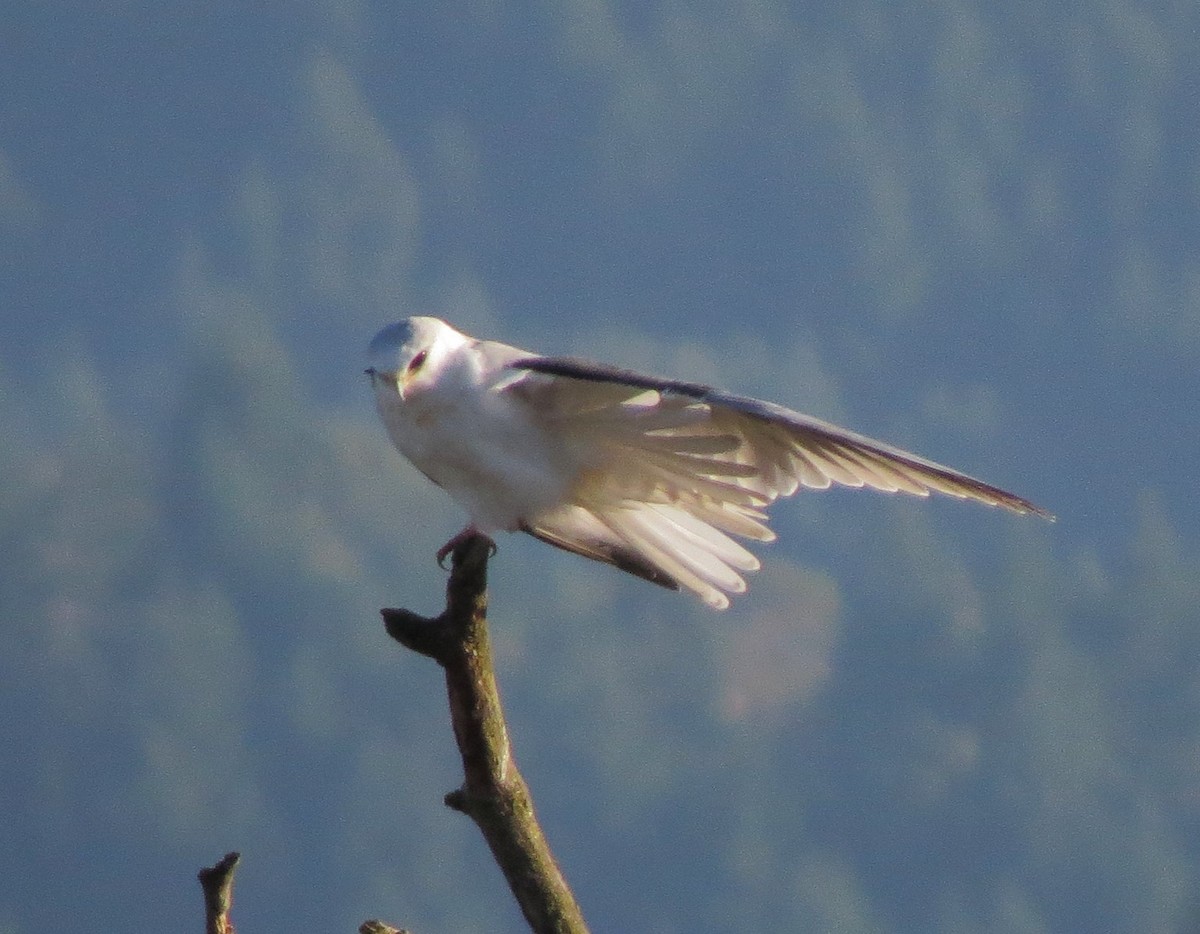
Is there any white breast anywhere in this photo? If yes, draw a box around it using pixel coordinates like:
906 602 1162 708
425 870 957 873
374 362 576 532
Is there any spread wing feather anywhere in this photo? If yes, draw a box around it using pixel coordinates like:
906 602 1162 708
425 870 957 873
500 352 1050 609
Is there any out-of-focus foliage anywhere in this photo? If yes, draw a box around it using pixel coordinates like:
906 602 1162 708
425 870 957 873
1 2 1197 932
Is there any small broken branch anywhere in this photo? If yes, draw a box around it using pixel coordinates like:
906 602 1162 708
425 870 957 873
381 534 589 934
359 921 411 934
198 851 240 934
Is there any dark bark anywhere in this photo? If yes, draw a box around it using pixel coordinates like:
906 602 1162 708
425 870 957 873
198 851 240 934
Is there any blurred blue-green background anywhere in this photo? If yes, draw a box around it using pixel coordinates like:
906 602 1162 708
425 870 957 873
2 3 1197 931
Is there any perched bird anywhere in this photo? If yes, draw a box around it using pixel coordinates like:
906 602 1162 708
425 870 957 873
366 317 1051 610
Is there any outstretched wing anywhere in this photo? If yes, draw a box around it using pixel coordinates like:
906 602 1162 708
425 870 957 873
499 354 1050 609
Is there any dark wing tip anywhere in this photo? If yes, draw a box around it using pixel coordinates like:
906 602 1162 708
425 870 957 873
1006 496 1056 521
907 459 1054 521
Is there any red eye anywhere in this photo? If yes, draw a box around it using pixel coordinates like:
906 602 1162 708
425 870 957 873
408 350 428 372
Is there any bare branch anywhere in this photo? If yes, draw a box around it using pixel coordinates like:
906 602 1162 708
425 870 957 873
381 534 589 934
360 921 411 934
198 851 240 934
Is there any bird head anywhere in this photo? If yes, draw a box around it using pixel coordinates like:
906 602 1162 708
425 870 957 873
365 316 467 401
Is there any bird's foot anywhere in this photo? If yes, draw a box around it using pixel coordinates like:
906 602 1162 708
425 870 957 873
437 527 497 569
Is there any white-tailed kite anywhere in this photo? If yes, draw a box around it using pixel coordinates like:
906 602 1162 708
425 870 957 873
366 317 1051 610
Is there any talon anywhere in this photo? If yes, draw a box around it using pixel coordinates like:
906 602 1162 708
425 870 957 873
437 526 493 568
